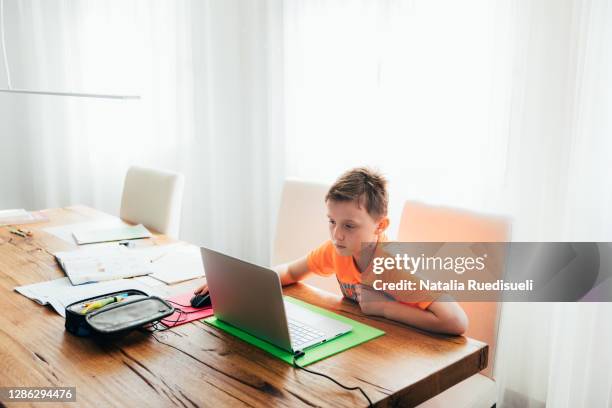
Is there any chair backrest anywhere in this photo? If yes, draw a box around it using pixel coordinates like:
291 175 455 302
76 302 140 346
120 166 185 239
398 201 510 379
272 179 341 295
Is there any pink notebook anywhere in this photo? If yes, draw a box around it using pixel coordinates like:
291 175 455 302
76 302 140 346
162 292 214 328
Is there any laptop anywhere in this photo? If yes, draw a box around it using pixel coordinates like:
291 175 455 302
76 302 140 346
201 247 352 353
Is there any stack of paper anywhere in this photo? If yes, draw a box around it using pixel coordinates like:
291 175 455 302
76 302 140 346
0 208 48 226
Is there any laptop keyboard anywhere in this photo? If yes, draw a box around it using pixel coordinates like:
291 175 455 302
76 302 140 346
288 319 325 349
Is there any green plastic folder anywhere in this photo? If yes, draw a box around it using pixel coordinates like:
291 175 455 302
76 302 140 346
203 296 385 366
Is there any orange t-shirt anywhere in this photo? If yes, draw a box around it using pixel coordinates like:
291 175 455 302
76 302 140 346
307 240 436 310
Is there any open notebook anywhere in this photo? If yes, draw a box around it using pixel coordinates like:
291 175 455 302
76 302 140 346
55 246 155 285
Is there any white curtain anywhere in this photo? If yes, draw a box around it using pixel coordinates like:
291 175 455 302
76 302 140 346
1 0 611 405
283 0 612 406
496 302 612 407
493 1 612 406
0 0 285 264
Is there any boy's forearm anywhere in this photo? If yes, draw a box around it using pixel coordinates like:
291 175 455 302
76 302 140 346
381 301 442 332
274 256 311 286
382 300 467 335
274 263 295 286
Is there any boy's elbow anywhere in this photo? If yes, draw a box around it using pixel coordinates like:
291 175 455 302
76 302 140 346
444 310 469 336
427 297 469 335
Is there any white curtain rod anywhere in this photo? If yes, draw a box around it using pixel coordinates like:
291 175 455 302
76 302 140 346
0 88 141 99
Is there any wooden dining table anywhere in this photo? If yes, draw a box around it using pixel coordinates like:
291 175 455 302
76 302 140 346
0 205 488 407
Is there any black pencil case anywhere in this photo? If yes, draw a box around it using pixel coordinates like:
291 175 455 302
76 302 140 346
65 289 174 337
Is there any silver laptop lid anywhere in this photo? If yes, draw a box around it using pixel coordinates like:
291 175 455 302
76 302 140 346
201 247 293 352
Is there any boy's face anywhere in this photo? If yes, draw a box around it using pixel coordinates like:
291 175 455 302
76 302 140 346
326 199 387 258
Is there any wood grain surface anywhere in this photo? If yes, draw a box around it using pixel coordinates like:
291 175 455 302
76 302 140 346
0 206 488 407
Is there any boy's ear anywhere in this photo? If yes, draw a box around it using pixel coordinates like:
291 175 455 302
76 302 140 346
377 217 390 233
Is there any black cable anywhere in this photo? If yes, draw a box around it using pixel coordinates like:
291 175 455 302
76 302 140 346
143 317 373 406
165 299 212 313
292 352 373 407
159 308 187 328
148 329 192 356
165 299 193 308
160 301 212 329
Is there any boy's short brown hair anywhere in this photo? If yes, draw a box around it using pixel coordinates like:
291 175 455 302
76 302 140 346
326 167 388 219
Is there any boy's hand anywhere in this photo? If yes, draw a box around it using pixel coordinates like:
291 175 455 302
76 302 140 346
356 284 390 317
193 283 208 295
276 256 311 286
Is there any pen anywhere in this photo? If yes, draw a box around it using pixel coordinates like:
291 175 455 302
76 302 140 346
150 252 168 263
9 229 27 238
149 243 188 263
17 228 33 236
80 294 128 314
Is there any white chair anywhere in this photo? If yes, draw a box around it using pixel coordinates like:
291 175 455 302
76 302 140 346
120 166 185 239
398 201 510 408
271 179 341 295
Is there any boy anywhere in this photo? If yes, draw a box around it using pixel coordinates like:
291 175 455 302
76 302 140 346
195 167 468 335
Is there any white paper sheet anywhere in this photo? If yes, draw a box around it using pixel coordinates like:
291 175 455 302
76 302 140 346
132 275 167 287
0 208 29 219
149 245 205 284
0 208 35 226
